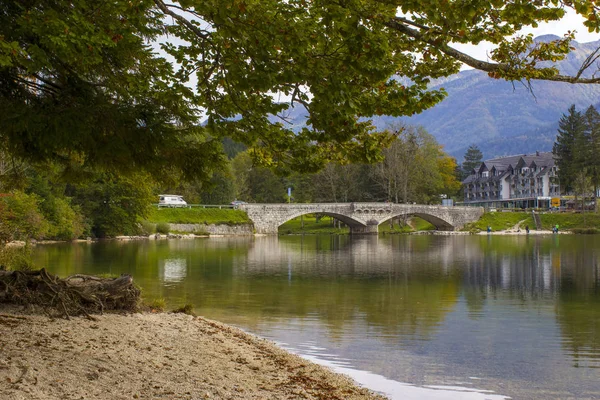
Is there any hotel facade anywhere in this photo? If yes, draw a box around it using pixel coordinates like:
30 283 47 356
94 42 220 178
461 152 560 209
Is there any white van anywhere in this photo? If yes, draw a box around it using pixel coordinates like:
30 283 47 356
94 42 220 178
158 194 187 208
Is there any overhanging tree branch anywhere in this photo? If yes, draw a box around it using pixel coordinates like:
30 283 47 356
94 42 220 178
154 0 210 41
382 16 600 84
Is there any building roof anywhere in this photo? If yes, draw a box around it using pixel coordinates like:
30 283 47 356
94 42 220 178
462 151 555 184
484 152 555 171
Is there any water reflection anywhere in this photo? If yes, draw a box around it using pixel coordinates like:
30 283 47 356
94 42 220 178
32 235 600 399
285 341 510 400
161 258 187 283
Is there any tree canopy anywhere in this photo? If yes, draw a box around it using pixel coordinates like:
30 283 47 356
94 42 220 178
2 0 600 179
553 105 585 193
461 145 484 180
229 125 461 205
553 104 600 202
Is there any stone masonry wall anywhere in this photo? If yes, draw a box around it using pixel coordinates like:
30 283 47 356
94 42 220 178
163 223 254 235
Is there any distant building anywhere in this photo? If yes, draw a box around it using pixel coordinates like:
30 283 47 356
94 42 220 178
461 151 559 209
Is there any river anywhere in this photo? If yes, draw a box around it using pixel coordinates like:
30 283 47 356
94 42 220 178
33 234 600 399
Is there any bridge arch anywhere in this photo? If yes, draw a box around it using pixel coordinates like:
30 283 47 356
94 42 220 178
277 211 367 231
379 212 455 231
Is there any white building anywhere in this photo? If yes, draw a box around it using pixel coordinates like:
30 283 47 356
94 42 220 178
462 152 559 209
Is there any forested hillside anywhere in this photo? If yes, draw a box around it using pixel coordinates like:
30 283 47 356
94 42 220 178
396 36 600 158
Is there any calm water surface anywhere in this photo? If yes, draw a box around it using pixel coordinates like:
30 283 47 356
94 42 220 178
33 235 600 399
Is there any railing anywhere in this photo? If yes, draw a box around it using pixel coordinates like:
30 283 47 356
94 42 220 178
152 204 235 209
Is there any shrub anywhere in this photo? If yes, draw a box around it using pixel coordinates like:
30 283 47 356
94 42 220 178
71 173 154 237
156 222 170 234
0 191 48 242
172 303 196 316
148 298 166 311
139 221 156 235
0 245 34 271
46 198 86 240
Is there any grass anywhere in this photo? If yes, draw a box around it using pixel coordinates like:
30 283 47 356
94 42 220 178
463 210 600 233
278 215 349 234
279 215 435 234
538 212 600 231
172 304 196 316
96 273 119 279
412 217 437 231
462 211 534 232
146 207 251 225
379 217 435 233
156 222 170 234
148 298 166 312
378 223 413 234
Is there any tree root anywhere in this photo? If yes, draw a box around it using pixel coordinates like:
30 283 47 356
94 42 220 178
0 268 140 318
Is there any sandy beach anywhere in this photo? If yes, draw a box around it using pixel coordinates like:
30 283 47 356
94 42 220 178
0 307 385 400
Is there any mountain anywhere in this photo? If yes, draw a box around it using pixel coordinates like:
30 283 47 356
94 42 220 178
372 35 600 159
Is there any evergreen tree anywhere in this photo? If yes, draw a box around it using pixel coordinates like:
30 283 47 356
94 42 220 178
583 105 600 206
553 105 586 194
461 145 483 180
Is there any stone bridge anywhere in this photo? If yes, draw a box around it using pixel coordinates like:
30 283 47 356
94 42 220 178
238 203 483 234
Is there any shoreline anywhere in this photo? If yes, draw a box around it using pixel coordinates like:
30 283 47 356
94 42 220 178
0 306 385 400
5 229 575 247
476 229 569 235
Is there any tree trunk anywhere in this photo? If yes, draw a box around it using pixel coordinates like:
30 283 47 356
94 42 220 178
595 184 598 213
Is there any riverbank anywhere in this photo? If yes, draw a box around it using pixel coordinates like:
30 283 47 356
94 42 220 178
463 210 600 233
0 306 384 400
477 229 567 235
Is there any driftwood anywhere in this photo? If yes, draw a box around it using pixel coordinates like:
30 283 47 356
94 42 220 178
0 268 140 319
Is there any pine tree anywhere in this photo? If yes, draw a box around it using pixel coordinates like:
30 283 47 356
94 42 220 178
461 145 483 180
583 105 600 208
553 105 586 194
